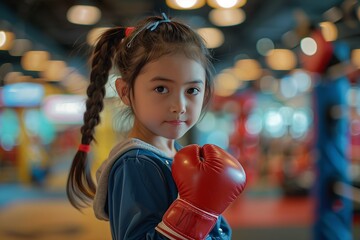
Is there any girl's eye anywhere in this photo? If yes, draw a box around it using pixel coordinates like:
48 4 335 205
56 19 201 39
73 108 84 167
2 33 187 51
187 88 200 95
154 86 169 94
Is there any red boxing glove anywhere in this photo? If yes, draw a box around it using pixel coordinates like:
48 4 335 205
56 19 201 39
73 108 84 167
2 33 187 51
156 144 246 240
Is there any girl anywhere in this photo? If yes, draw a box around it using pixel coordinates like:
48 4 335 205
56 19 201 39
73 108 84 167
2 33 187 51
67 13 241 239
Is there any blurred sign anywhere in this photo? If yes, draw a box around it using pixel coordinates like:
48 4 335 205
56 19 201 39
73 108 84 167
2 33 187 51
2 82 44 107
42 94 86 124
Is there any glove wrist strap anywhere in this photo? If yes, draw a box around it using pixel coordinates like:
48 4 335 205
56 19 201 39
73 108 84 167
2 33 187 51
156 197 218 240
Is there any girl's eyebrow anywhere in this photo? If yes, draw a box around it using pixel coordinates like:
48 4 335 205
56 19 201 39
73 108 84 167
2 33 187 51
150 76 204 85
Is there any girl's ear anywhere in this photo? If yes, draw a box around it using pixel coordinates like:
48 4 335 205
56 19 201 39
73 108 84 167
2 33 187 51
115 78 130 106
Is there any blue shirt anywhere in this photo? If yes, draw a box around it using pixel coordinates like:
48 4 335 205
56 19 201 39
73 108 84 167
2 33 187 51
95 138 232 239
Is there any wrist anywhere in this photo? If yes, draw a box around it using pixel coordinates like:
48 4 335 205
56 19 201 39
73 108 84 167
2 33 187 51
156 198 218 240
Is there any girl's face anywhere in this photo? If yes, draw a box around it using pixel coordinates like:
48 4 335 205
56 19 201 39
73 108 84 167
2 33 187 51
130 53 206 141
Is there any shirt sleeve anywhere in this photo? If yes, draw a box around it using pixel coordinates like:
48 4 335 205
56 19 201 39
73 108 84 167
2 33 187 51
107 153 174 240
206 215 232 240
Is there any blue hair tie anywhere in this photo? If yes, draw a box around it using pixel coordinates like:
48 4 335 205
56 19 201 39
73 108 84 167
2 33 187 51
127 13 171 48
146 13 171 31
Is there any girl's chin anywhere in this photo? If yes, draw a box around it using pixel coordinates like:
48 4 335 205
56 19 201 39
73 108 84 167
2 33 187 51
162 131 187 140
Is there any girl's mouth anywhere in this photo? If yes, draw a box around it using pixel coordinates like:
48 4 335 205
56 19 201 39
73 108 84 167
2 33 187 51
166 120 185 125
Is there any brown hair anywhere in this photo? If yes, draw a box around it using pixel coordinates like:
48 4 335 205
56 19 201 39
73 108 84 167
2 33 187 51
67 14 214 209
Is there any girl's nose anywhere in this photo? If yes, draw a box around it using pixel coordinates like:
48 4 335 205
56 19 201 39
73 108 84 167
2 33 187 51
170 94 186 114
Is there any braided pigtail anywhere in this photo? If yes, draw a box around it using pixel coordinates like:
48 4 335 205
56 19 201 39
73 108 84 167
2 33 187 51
67 27 126 210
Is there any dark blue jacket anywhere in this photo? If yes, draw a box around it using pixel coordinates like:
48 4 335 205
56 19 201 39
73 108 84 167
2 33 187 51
93 138 232 240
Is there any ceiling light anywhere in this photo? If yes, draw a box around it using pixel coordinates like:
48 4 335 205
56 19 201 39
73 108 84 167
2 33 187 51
233 59 262 80
41 60 67 81
67 5 101 25
209 8 245 27
300 37 317 56
266 49 297 71
0 31 15 50
21 51 50 71
207 0 246 9
196 28 224 48
166 0 205 9
320 21 338 41
214 70 242 96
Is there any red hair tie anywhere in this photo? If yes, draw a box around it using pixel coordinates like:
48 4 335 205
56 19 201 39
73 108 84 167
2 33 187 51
125 27 135 37
78 144 91 153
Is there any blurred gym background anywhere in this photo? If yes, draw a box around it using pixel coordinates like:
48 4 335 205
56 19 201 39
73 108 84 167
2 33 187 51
1 0 360 239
